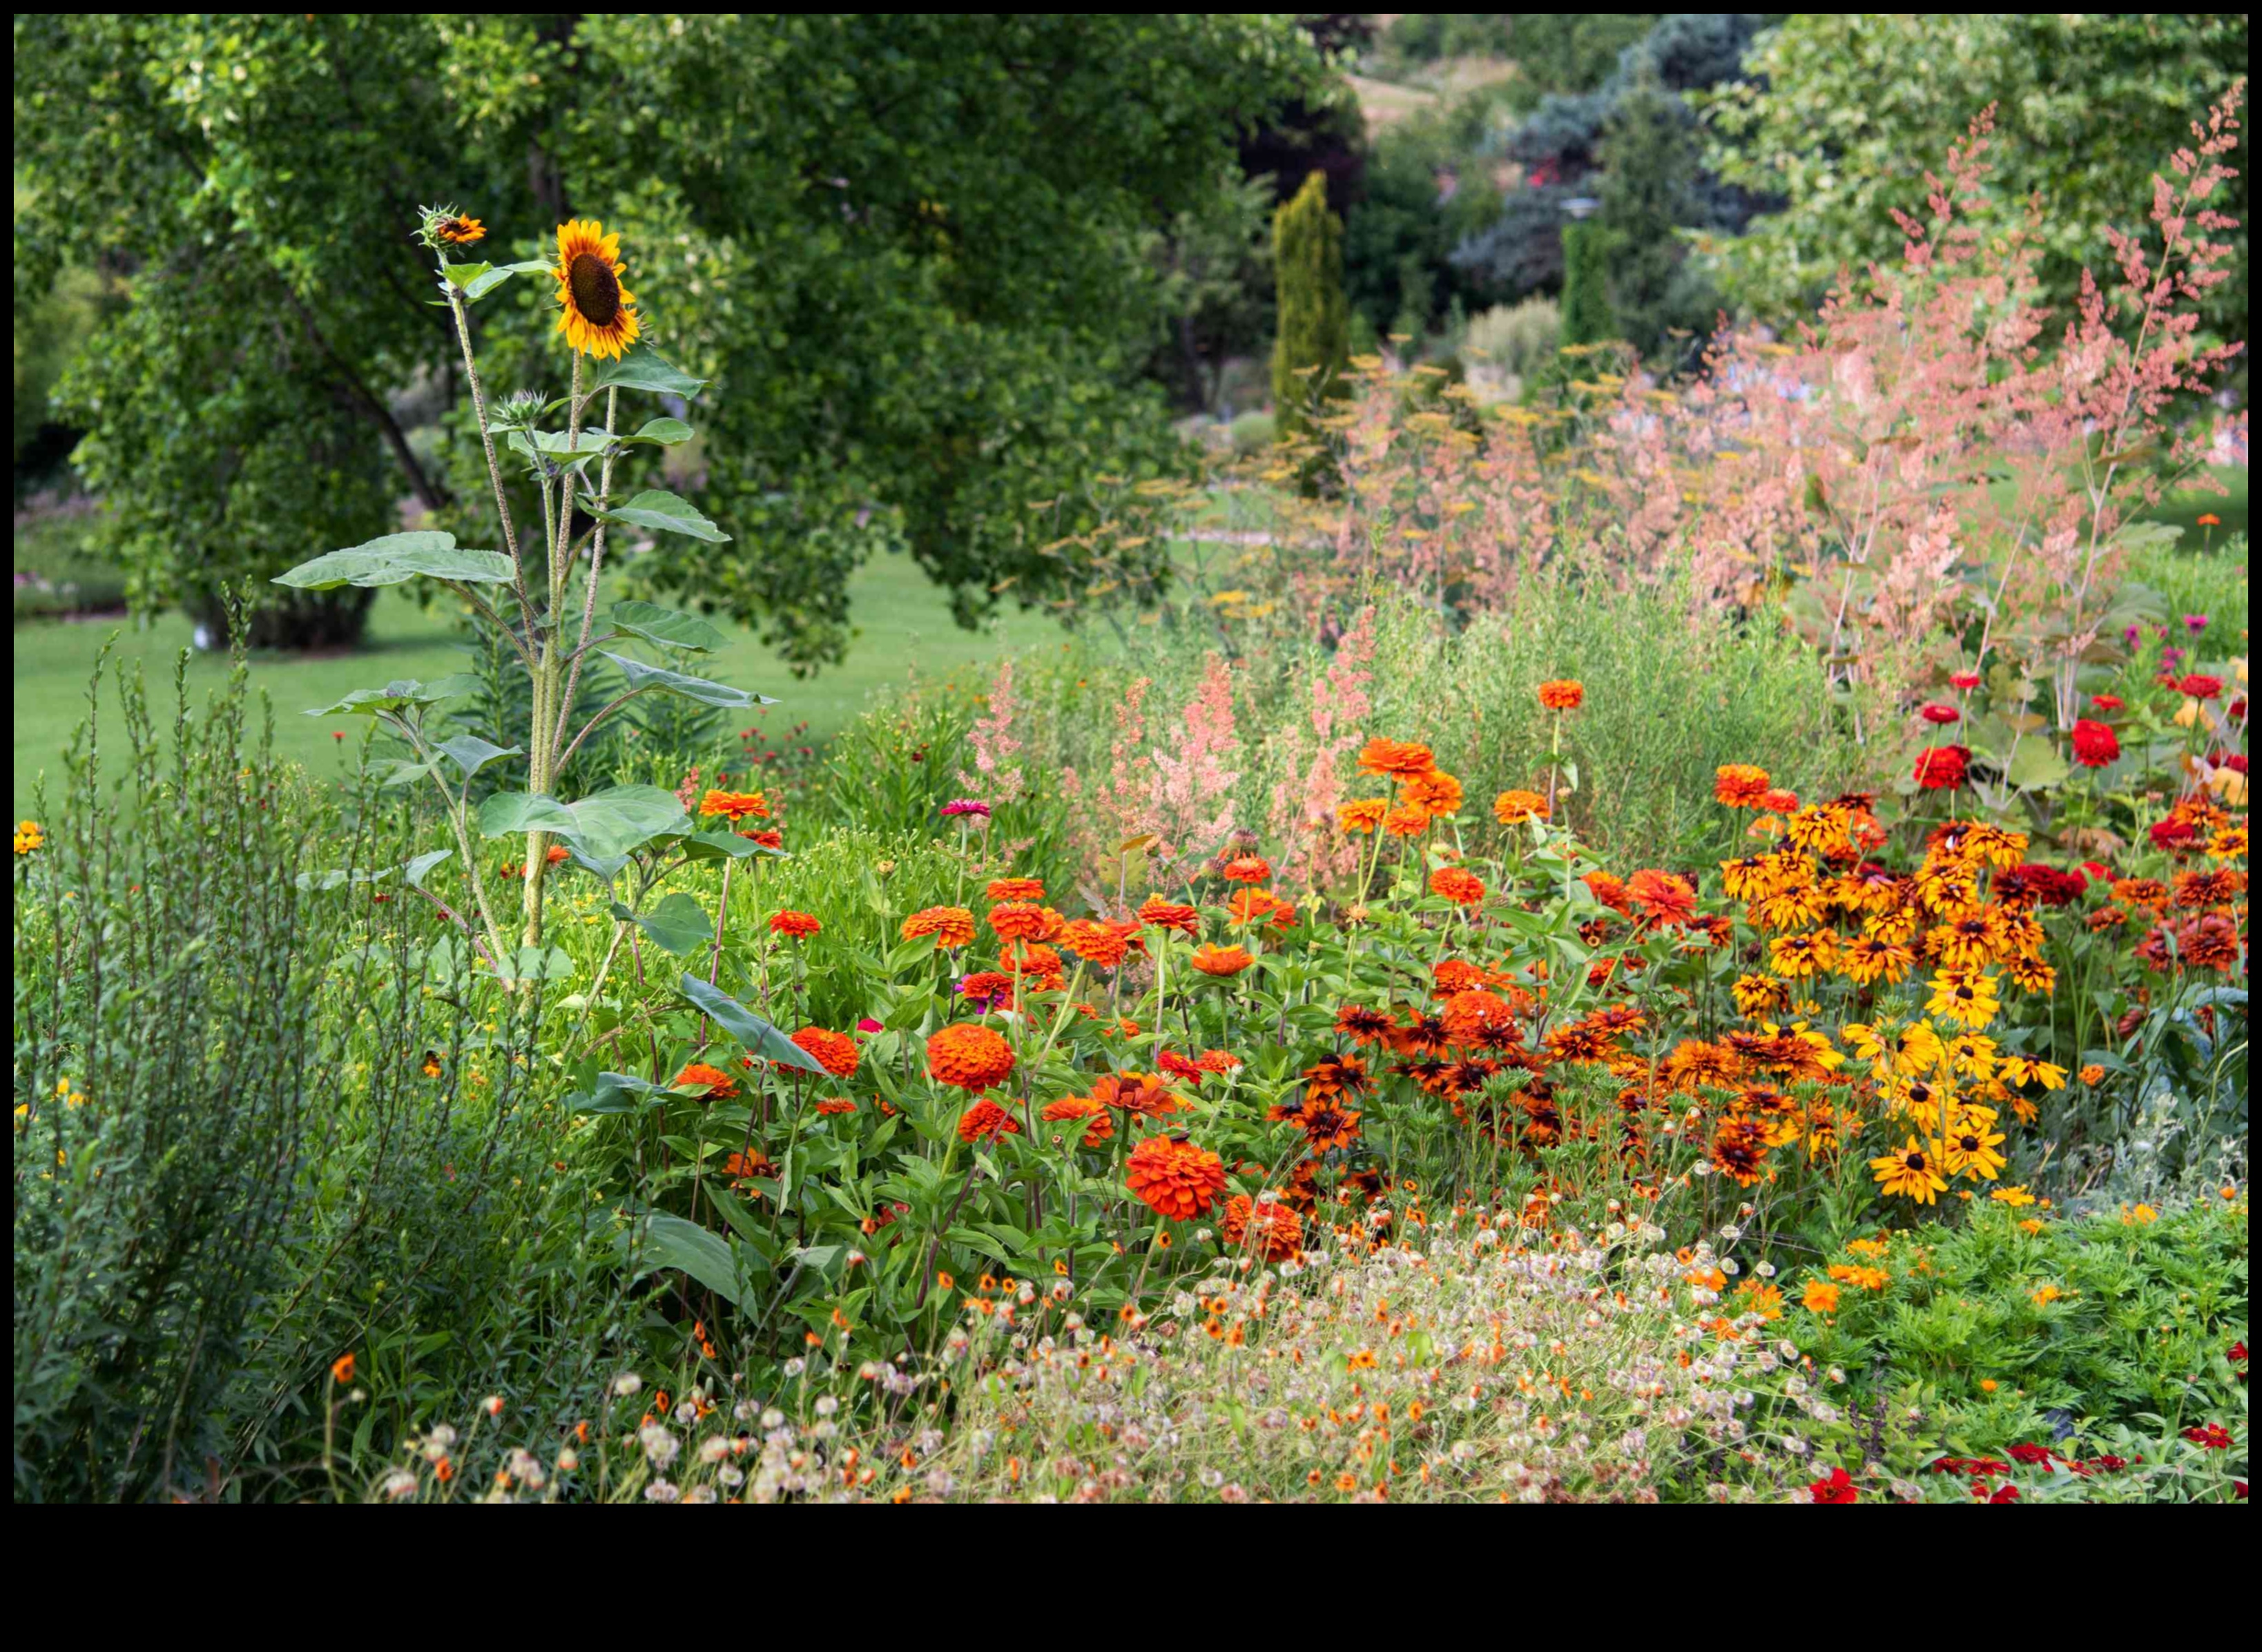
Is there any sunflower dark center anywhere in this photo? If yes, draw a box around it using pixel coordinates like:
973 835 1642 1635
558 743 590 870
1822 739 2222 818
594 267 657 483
568 251 622 327
1906 1151 1927 1170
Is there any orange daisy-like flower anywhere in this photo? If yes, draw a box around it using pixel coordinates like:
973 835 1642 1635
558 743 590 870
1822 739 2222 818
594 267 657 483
740 827 784 850
987 902 1057 942
1041 1096 1113 1147
1537 679 1585 710
1059 917 1139 968
1195 1049 1242 1075
790 1027 860 1078
1627 868 1697 926
1357 738 1437 780
1382 803 1431 838
1220 1192 1304 1262
1492 788 1551 826
1190 944 1255 977
552 217 642 360
1429 866 1486 906
1337 797 1390 835
1137 893 1199 933
1002 940 1063 978
1714 764 1771 808
673 1062 739 1100
956 1098 1022 1144
699 788 770 823
1221 855 1273 884
901 906 976 949
985 877 1046 902
434 213 486 246
1226 887 1297 929
1090 1071 1183 1118
1288 1094 1362 1151
1402 768 1465 819
1125 1134 1228 1221
724 1149 775 1192
1583 871 1632 915
769 910 822 939
927 1022 1016 1091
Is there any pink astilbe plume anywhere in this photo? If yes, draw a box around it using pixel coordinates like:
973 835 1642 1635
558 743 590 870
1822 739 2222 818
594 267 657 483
958 660 1026 806
1270 604 1376 889
1149 652 1242 873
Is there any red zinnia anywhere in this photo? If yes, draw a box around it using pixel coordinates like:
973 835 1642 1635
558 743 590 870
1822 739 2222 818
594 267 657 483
2069 719 2118 768
956 1098 1021 1143
769 910 822 938
2178 674 2224 701
1920 702 1961 725
1807 1466 1858 1504
1537 679 1585 711
1913 745 1969 790
1949 672 1982 691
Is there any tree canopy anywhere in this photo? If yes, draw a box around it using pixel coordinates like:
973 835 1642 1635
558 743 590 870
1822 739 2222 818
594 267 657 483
12 14 1326 664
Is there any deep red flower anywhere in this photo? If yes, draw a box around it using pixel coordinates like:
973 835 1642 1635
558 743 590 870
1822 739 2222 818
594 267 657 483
2090 694 2123 712
2183 1422 2233 1450
1807 1467 1858 1504
2071 719 2119 768
1950 672 1982 690
1920 702 1961 725
1913 745 1969 790
2178 673 2224 701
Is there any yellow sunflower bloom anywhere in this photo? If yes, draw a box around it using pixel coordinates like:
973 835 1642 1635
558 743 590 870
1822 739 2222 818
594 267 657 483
553 218 642 360
1870 1138 1950 1204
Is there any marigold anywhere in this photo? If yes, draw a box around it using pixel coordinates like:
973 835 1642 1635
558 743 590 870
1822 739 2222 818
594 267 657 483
1713 764 1770 808
1190 944 1254 977
1536 679 1585 710
1429 866 1486 906
1356 739 1437 779
1125 1134 1228 1221
699 788 770 822
768 910 822 939
1801 1279 1840 1314
927 1023 1016 1091
790 1027 860 1078
956 1098 1021 1143
673 1062 739 1100
901 906 976 949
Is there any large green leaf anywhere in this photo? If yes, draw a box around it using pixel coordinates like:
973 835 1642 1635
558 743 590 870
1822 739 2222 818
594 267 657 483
609 599 726 653
478 784 690 860
677 973 829 1073
589 489 730 543
627 1214 761 1314
452 258 552 302
682 830 786 863
275 531 514 590
588 345 708 398
402 849 452 889
304 675 479 717
624 416 695 446
438 735 521 780
477 790 578 839
611 891 713 957
601 651 765 708
2005 741 2071 791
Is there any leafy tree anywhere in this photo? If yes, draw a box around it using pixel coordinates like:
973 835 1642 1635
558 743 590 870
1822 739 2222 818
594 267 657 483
12 14 1325 661
1703 14 2250 345
1146 172 1276 415
1596 59 1714 361
1270 171 1350 439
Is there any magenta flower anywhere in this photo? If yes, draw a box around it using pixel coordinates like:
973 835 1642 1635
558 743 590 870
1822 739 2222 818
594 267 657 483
856 1016 883 1034
2184 614 2210 634
939 798 992 819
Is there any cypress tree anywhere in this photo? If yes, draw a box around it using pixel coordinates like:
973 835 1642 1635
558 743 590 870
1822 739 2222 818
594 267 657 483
1558 218 1615 349
1270 171 1349 440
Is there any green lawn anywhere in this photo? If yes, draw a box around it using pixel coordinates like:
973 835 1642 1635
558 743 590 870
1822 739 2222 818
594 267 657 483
11 556 1067 820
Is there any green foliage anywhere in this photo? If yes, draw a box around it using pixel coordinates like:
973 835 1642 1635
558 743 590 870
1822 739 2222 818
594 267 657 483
1703 13 2252 346
1596 59 1712 362
1227 411 1278 458
1146 171 1277 414
12 264 117 473
1270 172 1350 440
1557 220 1614 347
11 14 1328 663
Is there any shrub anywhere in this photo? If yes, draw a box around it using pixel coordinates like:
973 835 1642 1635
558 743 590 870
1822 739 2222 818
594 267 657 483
1228 411 1278 456
1462 296 1560 398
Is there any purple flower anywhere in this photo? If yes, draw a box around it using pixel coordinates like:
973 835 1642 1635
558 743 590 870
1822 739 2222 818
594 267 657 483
939 798 992 820
2184 614 2210 634
2160 645 2185 668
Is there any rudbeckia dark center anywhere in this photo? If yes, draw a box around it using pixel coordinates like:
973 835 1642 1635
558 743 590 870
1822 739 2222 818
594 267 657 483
569 252 622 327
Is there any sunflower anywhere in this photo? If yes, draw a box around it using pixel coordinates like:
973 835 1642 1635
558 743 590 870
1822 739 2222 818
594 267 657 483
1870 1138 1950 1203
552 218 642 360
434 213 487 246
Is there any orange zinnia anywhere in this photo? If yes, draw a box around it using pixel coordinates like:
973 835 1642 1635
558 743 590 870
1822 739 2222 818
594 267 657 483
927 1023 1016 1091
987 902 1056 942
790 1027 860 1078
1492 788 1550 826
1125 1134 1228 1221
1059 917 1139 968
1357 739 1437 779
985 877 1045 902
1226 887 1296 929
1714 764 1770 808
1221 854 1273 883
1626 868 1697 926
1537 679 1585 710
1041 1095 1113 1146
1190 944 1254 977
1137 893 1199 933
1220 1192 1303 1262
1090 1071 1183 1118
769 910 822 938
672 1062 739 1100
1337 797 1389 835
956 1098 1021 1143
1402 768 1464 819
1429 866 1486 906
699 788 770 823
1382 804 1430 838
901 906 976 949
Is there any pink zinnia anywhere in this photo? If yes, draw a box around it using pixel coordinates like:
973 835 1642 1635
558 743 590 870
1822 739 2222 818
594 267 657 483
940 798 992 819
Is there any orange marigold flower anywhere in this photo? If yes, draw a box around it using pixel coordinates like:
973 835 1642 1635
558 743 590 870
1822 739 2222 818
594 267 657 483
790 1027 861 1078
1220 1192 1304 1262
988 901 1057 942
1221 854 1273 883
699 788 770 822
956 1098 1022 1143
1125 1134 1228 1221
1382 803 1430 838
985 877 1046 902
1537 679 1585 711
1137 893 1199 933
1627 868 1697 926
901 906 976 949
1041 1095 1113 1146
769 910 822 938
1337 797 1390 835
1191 944 1255 977
1492 788 1551 826
1714 764 1771 808
1429 866 1486 906
927 1023 1016 1091
1059 917 1139 967
673 1062 740 1100
1357 738 1437 779
1402 768 1465 819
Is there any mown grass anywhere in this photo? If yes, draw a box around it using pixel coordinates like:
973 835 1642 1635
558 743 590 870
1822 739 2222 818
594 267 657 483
11 554 1067 820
